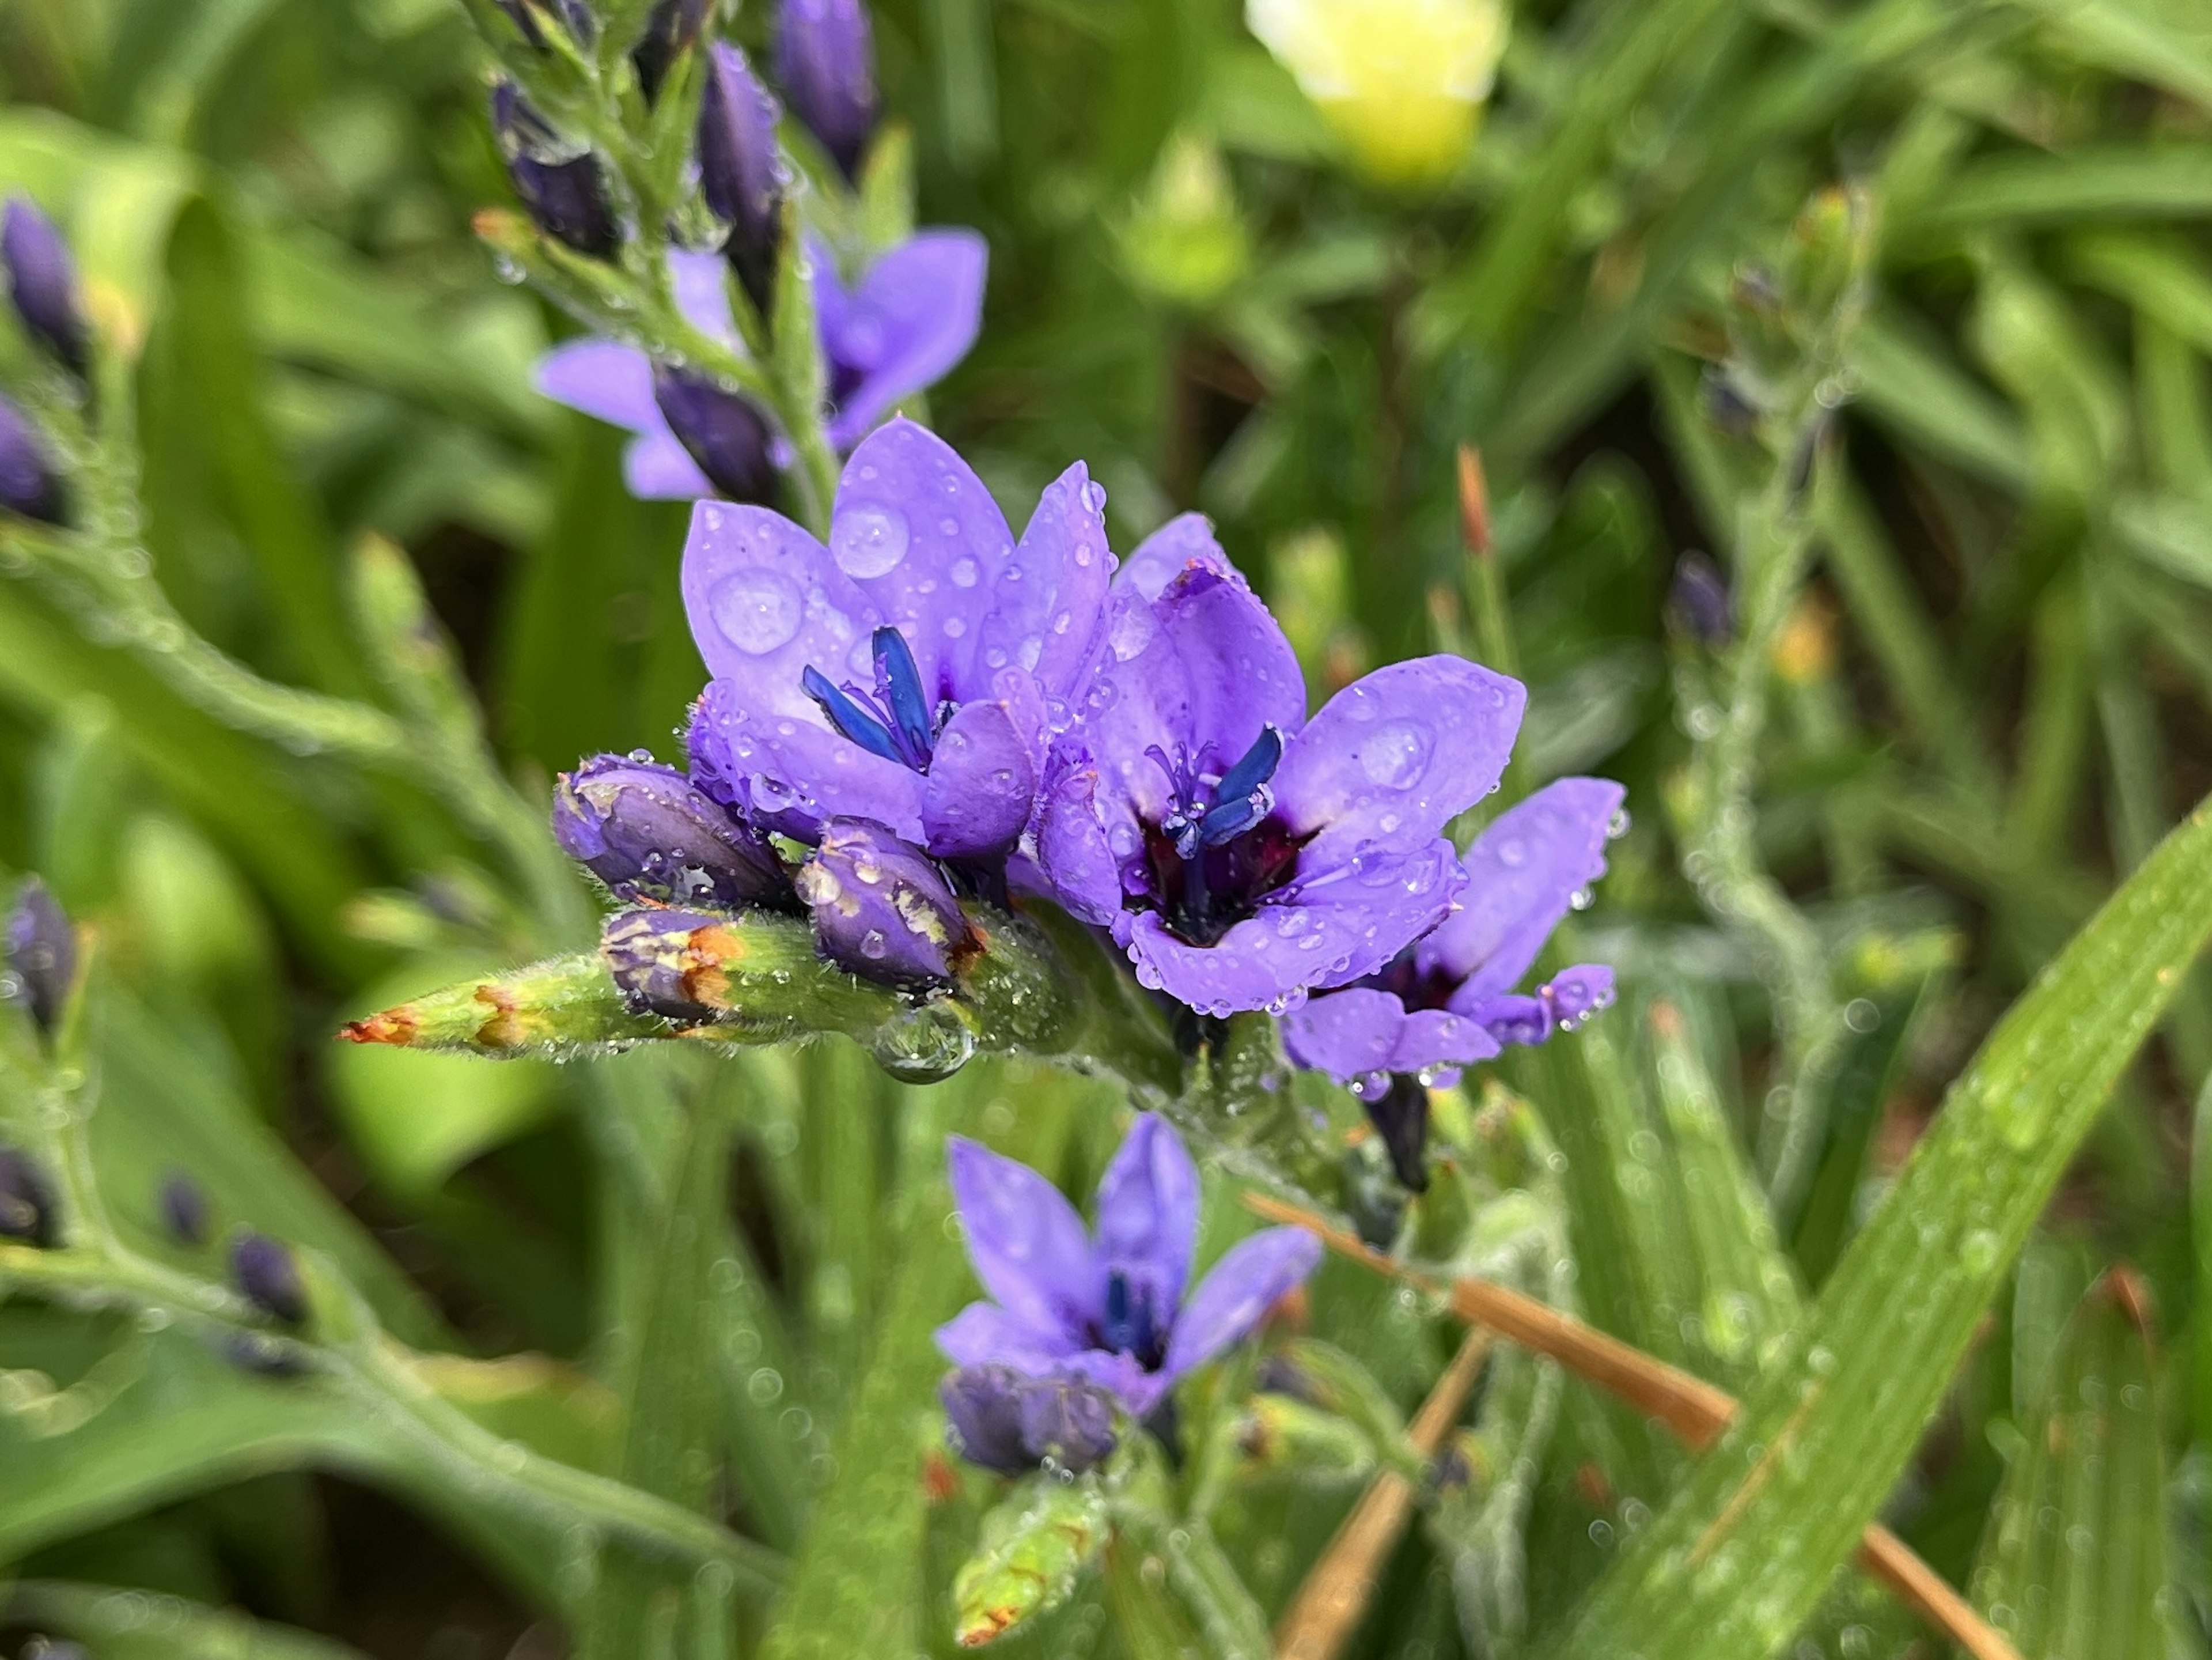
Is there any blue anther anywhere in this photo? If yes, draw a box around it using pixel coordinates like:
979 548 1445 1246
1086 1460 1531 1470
872 626 935 769
1101 1270 1157 1363
1197 725 1282 848
802 666 903 765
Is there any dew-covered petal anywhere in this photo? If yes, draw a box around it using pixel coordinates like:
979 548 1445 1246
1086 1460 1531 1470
669 246 737 339
946 1136 1103 1344
1115 511 1236 600
1450 963 1616 1049
796 817 969 986
1272 656 1524 874
680 497 878 718
625 429 717 499
688 678 923 841
975 460 1114 700
1118 837 1464 1015
1418 776 1626 1000
922 685 1043 860
1034 755 1124 926
537 339 660 430
820 230 988 449
1464 992 1549 1048
1159 1227 1321 1385
829 418 1013 698
940 1365 1033 1474
1092 1113 1199 1317
935 1300 1082 1375
1054 1347 1160 1417
1282 989 1496 1083
1546 963 1615 1025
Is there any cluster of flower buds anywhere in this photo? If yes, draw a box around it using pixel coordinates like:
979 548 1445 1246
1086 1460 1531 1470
0 196 89 524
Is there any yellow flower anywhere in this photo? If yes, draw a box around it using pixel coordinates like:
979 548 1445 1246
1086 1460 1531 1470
1248 0 1509 187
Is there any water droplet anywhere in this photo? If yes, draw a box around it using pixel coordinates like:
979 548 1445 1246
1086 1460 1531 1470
831 506 910 578
710 571 804 654
950 556 979 588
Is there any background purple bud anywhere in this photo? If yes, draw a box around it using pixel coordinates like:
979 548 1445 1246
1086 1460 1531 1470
0 396 63 525
699 43 785 319
1014 1375 1118 1473
5 875 75 1036
777 0 877 179
1669 551 1733 646
1363 1072 1431 1192
0 1147 58 1247
793 819 969 988
554 754 791 907
631 0 711 106
2 196 89 375
601 906 729 1022
490 84 622 259
232 1231 308 1325
940 1364 1031 1474
160 1171 212 1246
941 1365 1119 1476
650 368 781 504
1700 366 1761 437
224 1331 312 1379
495 0 597 48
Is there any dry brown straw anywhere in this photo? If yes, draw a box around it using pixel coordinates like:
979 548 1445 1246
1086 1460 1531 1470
1248 1192 2019 1660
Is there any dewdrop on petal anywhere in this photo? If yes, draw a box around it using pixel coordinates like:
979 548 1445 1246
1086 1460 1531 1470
1247 0 1509 188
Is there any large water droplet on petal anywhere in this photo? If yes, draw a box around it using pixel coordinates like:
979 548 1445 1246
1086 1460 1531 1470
711 571 804 655
1358 721 1430 788
831 506 910 578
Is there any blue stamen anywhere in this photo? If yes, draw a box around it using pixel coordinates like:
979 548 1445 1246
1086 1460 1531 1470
873 626 935 768
802 666 903 764
1198 725 1282 847
1101 1270 1158 1364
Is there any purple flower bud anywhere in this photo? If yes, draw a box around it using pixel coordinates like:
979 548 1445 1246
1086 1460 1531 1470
495 0 597 48
224 1331 312 1379
941 1366 1119 1476
231 1231 308 1325
1363 1072 1431 1193
0 396 62 524
553 754 792 907
601 906 731 1022
1700 366 1760 437
699 43 785 319
5 876 75 1037
1669 552 1733 646
490 82 622 260
2 197 89 376
651 368 781 503
793 818 971 988
160 1171 211 1246
0 1147 58 1247
632 0 711 105
777 0 877 179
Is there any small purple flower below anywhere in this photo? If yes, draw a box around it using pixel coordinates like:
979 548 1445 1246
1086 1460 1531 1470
941 1364 1119 1476
936 1113 1321 1417
533 233 986 498
1035 524 1526 1017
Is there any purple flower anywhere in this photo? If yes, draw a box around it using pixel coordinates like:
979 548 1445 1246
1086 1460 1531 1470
1034 522 1525 1017
650 366 780 503
5 875 74 1036
1281 776 1624 1156
533 234 986 492
0 396 62 524
491 82 622 259
793 817 973 986
941 1364 1119 1476
552 754 793 908
699 42 785 319
232 1231 308 1325
681 419 1112 867
2 196 88 376
777 0 877 179
936 1113 1321 1416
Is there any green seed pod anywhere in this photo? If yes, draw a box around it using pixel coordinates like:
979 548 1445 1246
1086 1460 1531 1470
951 1475 1108 1648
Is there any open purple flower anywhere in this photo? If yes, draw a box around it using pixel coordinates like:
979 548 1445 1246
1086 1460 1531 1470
1035 522 1525 1016
534 235 986 498
681 419 1113 867
937 1113 1321 1416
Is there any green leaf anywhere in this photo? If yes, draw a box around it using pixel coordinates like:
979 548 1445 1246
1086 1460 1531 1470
1969 1272 2172 1660
1535 795 2212 1660
2 1578 368 1660
1900 145 2212 238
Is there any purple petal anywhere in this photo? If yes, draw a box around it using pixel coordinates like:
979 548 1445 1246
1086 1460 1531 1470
1453 964 1616 1049
688 677 924 841
680 498 876 717
537 339 660 430
1547 963 1616 1024
669 247 737 339
1033 754 1123 926
1271 656 1525 871
625 429 717 499
1282 989 1501 1083
1059 1348 1164 1417
922 678 1045 860
796 817 969 986
1115 512 1237 600
820 230 988 449
1419 777 1626 1001
946 1136 1103 1344
828 418 1014 699
974 461 1115 699
1092 1113 1200 1316
935 1300 1082 1374
1160 1228 1321 1385
940 1365 1033 1474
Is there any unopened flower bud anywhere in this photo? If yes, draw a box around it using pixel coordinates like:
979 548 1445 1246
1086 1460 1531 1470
632 0 711 105
601 906 732 1022
2 196 89 376
699 42 785 319
231 1231 308 1325
1668 552 1733 646
941 1366 1118 1476
794 819 971 988
554 755 791 906
651 369 781 503
160 1171 211 1246
224 1332 312 1379
495 0 597 48
0 396 62 525
5 876 75 1036
0 1147 58 1247
1364 1071 1431 1192
777 0 877 180
491 82 622 259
